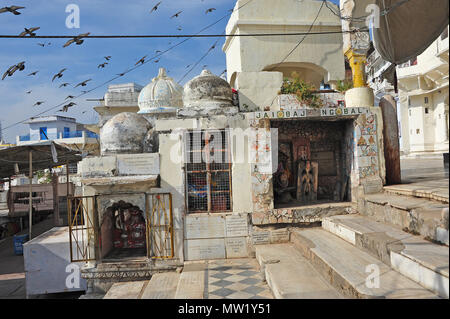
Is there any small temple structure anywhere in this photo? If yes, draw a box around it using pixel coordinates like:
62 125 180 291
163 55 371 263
73 0 387 294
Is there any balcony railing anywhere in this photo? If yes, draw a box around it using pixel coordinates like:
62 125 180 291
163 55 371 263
18 130 98 143
63 130 83 138
398 57 418 68
19 135 30 142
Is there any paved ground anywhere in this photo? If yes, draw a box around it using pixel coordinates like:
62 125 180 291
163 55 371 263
205 258 273 299
400 157 447 183
0 216 56 299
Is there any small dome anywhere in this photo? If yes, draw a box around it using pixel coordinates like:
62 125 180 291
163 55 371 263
100 112 151 155
183 69 233 108
138 68 183 114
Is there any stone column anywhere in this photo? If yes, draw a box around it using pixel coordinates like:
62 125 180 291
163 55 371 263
340 0 375 107
380 95 401 184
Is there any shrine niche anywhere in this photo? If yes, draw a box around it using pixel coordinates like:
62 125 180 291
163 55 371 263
271 119 353 208
100 200 147 260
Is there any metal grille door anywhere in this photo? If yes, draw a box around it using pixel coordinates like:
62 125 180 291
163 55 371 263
146 193 174 259
68 196 97 262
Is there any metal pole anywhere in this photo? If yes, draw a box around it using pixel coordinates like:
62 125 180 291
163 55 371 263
29 151 32 240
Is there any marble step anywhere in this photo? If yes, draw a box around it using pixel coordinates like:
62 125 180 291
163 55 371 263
140 272 180 299
174 262 206 299
103 281 148 299
361 192 449 245
291 228 440 299
384 183 449 203
255 243 342 299
322 214 449 298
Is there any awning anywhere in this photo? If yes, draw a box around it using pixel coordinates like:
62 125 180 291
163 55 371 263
0 141 82 179
373 0 449 65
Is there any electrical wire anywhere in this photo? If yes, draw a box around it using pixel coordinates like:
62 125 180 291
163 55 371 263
0 0 256 134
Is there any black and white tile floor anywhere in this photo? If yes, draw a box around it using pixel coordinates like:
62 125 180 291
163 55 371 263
205 258 273 299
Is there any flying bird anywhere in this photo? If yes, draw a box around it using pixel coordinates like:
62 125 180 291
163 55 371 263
150 1 162 13
63 32 90 48
18 27 40 37
155 50 162 54
2 61 25 80
0 6 25 15
33 101 45 106
170 11 182 18
205 8 216 14
135 56 147 65
66 95 75 100
98 62 108 69
74 79 91 88
26 90 32 94
59 102 77 112
59 82 70 88
104 56 111 61
177 26 182 31
52 68 67 82
28 71 38 76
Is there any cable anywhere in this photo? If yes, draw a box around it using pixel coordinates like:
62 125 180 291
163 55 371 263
0 30 367 39
177 34 223 84
266 1 325 108
1 0 256 134
323 0 413 23
270 0 326 71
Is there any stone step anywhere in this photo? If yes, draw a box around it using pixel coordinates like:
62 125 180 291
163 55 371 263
384 181 449 203
140 272 180 299
361 192 449 245
255 244 343 299
103 281 148 299
290 228 440 299
174 262 206 299
322 214 449 298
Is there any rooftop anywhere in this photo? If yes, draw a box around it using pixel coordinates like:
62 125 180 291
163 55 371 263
24 115 76 124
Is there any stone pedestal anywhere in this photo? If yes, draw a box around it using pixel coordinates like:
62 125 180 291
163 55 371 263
345 87 374 108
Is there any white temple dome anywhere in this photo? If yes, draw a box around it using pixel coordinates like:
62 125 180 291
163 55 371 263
138 68 183 114
100 112 152 155
183 69 233 109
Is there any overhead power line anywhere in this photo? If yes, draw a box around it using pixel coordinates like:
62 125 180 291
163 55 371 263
0 0 256 134
0 30 367 40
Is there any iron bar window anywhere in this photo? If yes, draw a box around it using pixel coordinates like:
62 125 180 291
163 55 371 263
185 130 232 213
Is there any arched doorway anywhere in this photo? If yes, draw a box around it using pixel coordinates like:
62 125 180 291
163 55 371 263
263 62 332 89
100 200 146 260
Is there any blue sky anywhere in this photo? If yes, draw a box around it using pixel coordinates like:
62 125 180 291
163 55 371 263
0 0 340 143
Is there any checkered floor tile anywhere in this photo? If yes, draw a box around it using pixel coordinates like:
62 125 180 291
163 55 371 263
205 258 273 299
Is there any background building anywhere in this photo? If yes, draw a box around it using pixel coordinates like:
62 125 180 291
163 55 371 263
397 26 449 156
16 115 99 155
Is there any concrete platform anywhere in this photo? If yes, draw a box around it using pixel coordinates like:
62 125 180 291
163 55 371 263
362 192 448 245
174 262 205 299
103 281 147 299
255 244 342 299
384 179 449 203
323 214 449 298
140 272 180 299
291 228 440 299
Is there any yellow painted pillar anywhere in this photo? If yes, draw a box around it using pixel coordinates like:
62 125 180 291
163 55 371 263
345 49 367 88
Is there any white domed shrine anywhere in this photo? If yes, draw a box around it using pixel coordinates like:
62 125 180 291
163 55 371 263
137 68 183 114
